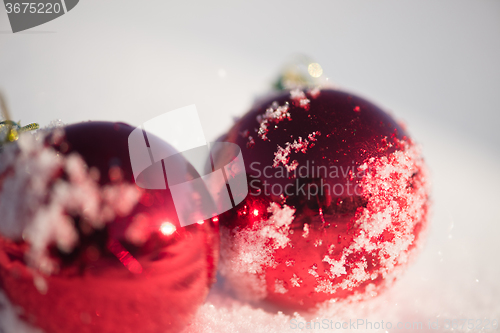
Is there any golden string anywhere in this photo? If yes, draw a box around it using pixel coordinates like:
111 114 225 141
0 92 39 144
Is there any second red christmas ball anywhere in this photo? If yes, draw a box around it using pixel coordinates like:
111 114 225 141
215 88 430 310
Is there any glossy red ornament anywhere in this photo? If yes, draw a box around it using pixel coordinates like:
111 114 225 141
216 88 430 310
0 122 219 333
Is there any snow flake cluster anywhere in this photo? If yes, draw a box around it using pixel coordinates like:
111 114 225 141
273 131 321 172
0 131 141 274
256 101 291 141
310 143 429 299
290 89 311 110
219 203 295 301
252 89 313 146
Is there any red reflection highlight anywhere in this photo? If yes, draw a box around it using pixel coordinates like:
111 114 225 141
107 240 143 274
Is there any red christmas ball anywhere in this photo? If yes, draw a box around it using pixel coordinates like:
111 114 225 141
215 88 430 310
0 122 219 333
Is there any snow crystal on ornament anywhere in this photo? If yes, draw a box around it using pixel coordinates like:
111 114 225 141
307 87 321 99
219 203 295 301
290 89 310 110
0 130 141 273
303 142 428 301
273 131 320 171
256 101 291 141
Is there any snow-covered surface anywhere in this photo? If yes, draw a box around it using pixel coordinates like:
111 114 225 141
1 108 498 333
1 1 499 332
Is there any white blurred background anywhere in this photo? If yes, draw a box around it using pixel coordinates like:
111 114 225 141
1 1 499 332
